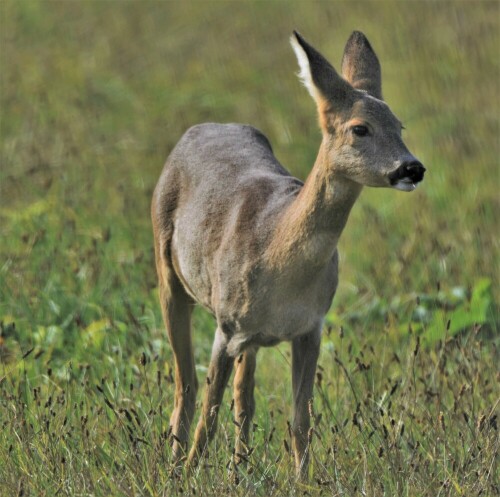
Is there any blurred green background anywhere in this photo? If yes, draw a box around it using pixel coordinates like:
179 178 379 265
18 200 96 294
1 1 497 350
1 2 498 495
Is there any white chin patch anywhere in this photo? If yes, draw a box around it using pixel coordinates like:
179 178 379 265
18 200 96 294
393 179 418 192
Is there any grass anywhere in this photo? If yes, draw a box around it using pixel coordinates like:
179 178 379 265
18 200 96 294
0 1 498 496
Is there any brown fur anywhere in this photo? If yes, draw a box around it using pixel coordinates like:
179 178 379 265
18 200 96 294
151 31 425 479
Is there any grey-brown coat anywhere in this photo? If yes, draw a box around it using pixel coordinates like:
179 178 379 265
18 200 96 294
151 30 425 478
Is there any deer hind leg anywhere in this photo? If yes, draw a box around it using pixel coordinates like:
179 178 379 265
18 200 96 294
233 349 257 463
188 328 233 468
156 248 197 463
291 330 321 479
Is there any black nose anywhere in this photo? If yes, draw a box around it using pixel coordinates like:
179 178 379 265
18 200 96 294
402 160 426 182
389 160 426 184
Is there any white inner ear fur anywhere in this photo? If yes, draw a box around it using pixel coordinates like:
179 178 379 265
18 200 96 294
290 36 320 101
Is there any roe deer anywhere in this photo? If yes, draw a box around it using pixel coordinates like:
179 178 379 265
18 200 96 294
151 31 425 478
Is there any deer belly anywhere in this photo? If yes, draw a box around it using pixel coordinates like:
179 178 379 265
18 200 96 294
222 297 325 356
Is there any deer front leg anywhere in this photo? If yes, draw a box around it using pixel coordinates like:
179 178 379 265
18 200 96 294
187 328 233 468
233 349 257 463
291 330 321 479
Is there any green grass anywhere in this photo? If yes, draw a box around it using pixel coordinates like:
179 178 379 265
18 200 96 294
0 1 498 496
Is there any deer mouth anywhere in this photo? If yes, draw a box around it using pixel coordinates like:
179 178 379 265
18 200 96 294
388 161 426 191
392 177 419 191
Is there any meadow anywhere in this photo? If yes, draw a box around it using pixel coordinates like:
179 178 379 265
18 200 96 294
0 1 498 496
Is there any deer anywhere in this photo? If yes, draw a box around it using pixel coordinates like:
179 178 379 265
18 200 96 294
151 30 425 478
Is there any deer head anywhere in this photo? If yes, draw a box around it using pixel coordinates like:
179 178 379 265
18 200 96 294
291 31 425 192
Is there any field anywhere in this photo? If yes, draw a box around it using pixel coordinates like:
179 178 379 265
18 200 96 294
0 1 498 496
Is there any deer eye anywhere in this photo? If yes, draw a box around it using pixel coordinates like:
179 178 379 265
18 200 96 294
352 125 369 137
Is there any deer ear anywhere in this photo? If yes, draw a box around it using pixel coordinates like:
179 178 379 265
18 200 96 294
291 31 354 111
341 31 382 100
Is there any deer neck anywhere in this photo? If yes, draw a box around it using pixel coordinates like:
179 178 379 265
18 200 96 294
268 141 362 270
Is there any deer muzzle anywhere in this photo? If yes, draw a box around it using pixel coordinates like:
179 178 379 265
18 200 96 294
388 160 426 191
